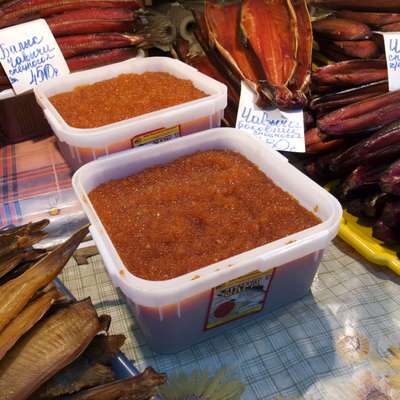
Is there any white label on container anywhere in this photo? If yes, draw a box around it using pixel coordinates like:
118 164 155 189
235 81 305 153
383 32 400 91
204 269 274 330
0 19 70 94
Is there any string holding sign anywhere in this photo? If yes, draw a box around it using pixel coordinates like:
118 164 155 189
235 81 305 153
0 19 69 95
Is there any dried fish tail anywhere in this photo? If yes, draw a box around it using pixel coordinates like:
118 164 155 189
62 367 167 400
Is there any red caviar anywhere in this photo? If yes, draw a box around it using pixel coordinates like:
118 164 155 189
49 72 207 128
89 150 320 281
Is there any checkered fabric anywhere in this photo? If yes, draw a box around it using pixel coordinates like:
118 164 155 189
0 137 74 226
59 238 400 399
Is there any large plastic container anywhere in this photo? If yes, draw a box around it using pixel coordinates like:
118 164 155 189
1 53 145 145
34 57 227 171
72 128 342 354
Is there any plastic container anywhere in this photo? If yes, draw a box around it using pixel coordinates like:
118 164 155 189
0 89 52 145
1 52 145 145
72 128 342 354
34 57 227 171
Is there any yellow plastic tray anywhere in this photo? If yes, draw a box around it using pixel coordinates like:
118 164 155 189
339 210 400 276
323 181 400 275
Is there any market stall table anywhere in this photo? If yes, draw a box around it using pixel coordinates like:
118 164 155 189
60 238 400 399
2 134 400 398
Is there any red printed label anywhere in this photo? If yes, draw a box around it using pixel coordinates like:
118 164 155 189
205 269 275 330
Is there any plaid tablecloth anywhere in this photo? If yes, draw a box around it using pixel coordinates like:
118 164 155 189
60 238 400 399
0 137 75 226
0 137 88 246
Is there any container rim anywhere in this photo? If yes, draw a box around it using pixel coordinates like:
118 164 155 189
73 128 342 306
34 57 227 147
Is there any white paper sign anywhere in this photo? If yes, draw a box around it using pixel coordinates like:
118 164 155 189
383 32 400 92
235 81 305 152
0 19 70 94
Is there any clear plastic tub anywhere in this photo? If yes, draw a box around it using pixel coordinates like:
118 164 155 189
34 57 227 171
72 128 342 354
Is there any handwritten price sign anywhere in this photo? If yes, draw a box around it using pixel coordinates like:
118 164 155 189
235 82 305 153
0 19 69 94
383 33 400 92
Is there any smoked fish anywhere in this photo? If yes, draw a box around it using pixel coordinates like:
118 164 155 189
0 225 88 333
310 0 400 12
313 17 371 40
310 80 388 113
204 0 266 104
290 0 313 102
0 289 59 361
0 299 102 400
240 0 300 109
334 10 400 27
34 335 125 398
